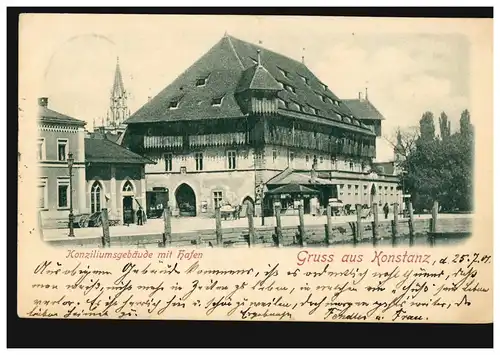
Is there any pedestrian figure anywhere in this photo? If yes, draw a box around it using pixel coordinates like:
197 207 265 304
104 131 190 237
136 207 143 225
383 203 389 219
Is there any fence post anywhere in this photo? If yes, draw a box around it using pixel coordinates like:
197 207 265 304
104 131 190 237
215 206 222 246
430 200 438 233
355 204 362 244
101 208 110 248
298 203 306 247
163 206 171 246
372 203 379 243
274 204 282 247
325 205 332 246
391 203 399 238
247 204 256 246
408 201 415 240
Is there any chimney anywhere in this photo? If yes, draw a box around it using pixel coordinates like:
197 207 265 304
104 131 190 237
358 92 363 100
147 96 152 102
257 49 261 66
38 97 48 107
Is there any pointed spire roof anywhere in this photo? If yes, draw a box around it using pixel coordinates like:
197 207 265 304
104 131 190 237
112 57 126 97
236 50 282 93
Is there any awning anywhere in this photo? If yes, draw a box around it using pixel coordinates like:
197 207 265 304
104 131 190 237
266 184 320 195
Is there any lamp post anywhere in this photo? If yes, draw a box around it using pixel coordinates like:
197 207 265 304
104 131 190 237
401 169 408 213
68 152 75 237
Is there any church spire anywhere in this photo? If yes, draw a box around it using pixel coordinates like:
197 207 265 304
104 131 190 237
108 56 129 131
112 56 126 98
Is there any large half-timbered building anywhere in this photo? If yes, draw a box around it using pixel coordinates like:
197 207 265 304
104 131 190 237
122 34 400 217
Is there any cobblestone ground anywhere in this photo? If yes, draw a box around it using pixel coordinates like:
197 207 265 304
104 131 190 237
42 213 473 241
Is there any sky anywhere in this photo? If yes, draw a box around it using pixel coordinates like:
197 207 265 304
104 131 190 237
21 14 472 162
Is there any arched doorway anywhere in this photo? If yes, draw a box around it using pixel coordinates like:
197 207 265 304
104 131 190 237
90 181 103 214
241 196 255 217
175 183 196 217
122 180 135 224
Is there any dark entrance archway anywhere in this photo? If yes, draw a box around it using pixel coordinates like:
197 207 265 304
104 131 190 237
241 196 255 217
175 183 197 217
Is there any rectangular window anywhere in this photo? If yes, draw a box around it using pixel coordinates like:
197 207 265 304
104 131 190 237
319 156 324 164
196 76 208 87
213 191 223 209
195 153 203 171
57 178 70 208
38 178 48 209
164 153 173 172
305 155 310 163
37 138 45 161
227 150 237 170
57 139 68 161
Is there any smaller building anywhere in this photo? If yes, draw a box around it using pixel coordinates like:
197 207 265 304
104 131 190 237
37 97 87 227
85 132 154 224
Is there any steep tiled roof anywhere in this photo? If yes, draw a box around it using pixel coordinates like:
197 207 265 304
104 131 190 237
85 137 154 164
342 99 385 121
38 106 86 126
125 35 373 135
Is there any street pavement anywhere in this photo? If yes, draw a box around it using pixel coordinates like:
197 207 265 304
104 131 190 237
42 213 472 241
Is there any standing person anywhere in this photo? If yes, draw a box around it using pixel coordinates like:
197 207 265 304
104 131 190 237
383 203 389 219
136 207 143 225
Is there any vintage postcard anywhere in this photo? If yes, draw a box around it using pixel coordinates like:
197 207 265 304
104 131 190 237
18 14 493 323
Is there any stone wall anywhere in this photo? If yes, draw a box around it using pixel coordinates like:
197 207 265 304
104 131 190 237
46 216 473 249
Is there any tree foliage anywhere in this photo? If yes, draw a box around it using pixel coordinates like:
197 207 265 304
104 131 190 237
400 109 474 212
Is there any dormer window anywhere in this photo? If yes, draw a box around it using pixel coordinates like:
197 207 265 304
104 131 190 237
211 95 224 106
310 106 319 115
335 113 342 120
196 76 209 87
278 98 286 108
334 100 340 106
277 67 290 79
321 83 328 91
285 85 296 94
299 74 309 85
168 99 180 110
326 97 333 105
276 81 284 89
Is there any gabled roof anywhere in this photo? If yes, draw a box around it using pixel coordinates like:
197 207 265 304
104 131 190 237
125 35 373 135
38 106 86 126
236 63 282 92
85 136 154 165
342 99 385 121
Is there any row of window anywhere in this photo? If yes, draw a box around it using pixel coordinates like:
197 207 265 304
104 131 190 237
37 138 69 162
158 150 364 172
163 150 238 172
339 184 396 191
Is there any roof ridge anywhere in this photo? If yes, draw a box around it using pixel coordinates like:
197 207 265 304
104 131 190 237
225 36 245 69
227 35 305 67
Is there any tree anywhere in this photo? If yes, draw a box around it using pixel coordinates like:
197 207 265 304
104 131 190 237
383 126 419 163
438 111 451 140
459 109 473 136
418 111 436 142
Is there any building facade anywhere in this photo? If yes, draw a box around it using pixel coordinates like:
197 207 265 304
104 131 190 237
37 97 152 227
37 97 87 225
121 34 400 217
84 133 153 224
